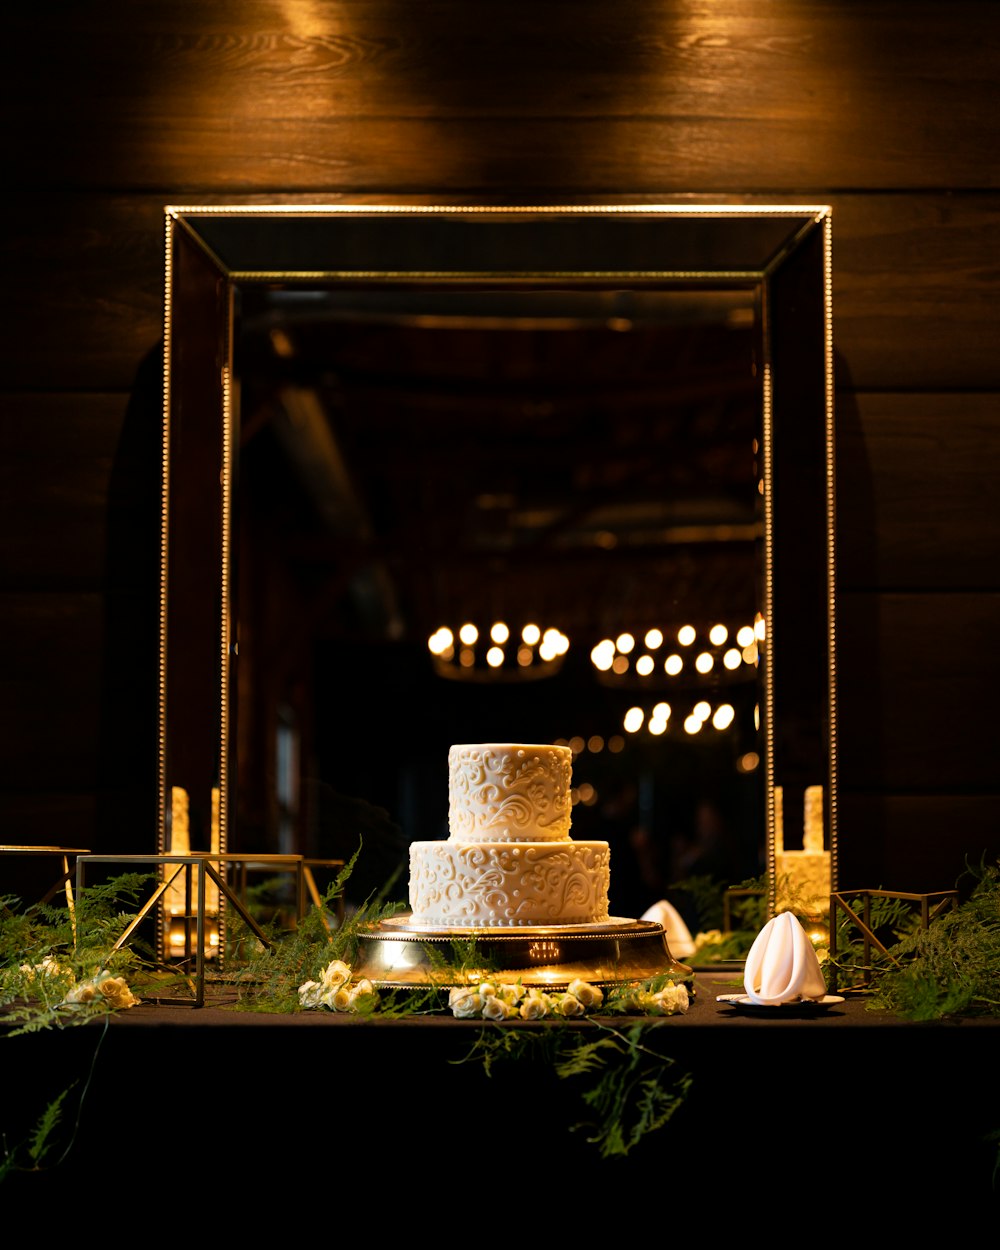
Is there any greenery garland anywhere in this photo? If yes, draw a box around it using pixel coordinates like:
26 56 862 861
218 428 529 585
4 850 999 1180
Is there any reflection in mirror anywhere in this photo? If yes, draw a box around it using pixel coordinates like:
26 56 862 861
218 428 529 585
161 206 835 943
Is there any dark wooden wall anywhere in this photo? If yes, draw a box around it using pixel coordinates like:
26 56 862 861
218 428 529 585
1 2 998 897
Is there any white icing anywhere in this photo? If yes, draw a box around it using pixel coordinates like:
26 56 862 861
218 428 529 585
408 839 611 927
448 743 572 842
407 742 611 927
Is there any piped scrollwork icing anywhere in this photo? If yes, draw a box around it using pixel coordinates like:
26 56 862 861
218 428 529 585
448 743 572 842
408 840 611 927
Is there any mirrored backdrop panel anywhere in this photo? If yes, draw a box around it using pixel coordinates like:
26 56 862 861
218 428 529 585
161 205 835 921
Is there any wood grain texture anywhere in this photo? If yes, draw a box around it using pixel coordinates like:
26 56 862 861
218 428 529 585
836 392 1000 592
837 591 1000 791
4 3 998 192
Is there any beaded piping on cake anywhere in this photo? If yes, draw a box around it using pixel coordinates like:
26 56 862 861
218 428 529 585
448 744 572 843
408 841 611 927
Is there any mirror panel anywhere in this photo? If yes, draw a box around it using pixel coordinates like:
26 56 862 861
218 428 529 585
161 205 835 922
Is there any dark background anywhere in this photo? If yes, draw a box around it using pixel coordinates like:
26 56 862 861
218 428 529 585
1 2 998 902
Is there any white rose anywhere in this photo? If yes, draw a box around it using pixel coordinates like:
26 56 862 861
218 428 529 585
321 960 353 990
97 975 139 1009
298 980 322 1007
20 955 69 982
477 981 498 999
652 982 690 1015
519 991 551 1020
63 982 97 1005
449 989 483 1019
330 986 353 1011
567 979 603 1009
481 994 515 1021
554 992 586 1018
497 983 522 1007
348 980 379 1011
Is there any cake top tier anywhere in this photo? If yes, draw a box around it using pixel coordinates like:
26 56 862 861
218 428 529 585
448 743 573 843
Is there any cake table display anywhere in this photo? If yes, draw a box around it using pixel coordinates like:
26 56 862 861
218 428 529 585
354 742 691 991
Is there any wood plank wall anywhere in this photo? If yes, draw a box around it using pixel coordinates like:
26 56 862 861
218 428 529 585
1 1 997 898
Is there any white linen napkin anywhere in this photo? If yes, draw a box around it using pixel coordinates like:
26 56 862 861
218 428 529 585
640 899 696 958
743 910 827 1005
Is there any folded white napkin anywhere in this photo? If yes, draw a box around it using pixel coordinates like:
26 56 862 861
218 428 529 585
743 910 827 1005
640 899 696 958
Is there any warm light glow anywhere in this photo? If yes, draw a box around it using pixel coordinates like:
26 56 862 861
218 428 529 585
522 623 541 646
755 613 767 641
683 714 703 734
591 639 615 670
649 702 670 734
612 655 629 674
459 647 475 667
428 627 454 656
459 622 478 646
608 735 625 753
616 632 635 654
517 645 533 666
644 628 664 650
569 736 585 754
635 654 655 676
587 735 604 753
486 646 504 668
742 643 759 664
709 624 728 646
624 706 645 733
736 625 755 648
664 653 683 676
678 625 696 646
693 700 711 721
490 621 510 644
738 750 761 773
723 647 742 670
712 703 735 730
695 651 714 674
539 629 568 661
578 782 596 804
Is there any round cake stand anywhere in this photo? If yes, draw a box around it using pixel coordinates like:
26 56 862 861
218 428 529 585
352 915 692 992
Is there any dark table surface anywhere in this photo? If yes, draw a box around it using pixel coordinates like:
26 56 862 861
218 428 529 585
3 970 998 1217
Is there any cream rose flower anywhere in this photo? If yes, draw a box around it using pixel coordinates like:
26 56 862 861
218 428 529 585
348 979 378 1011
519 991 551 1020
481 994 515 1021
554 992 586 1018
497 983 522 1007
20 955 71 982
63 982 97 1005
449 988 483 1018
97 975 139 1009
320 959 353 990
298 980 323 1008
650 982 690 1015
330 985 353 1010
567 979 603 1009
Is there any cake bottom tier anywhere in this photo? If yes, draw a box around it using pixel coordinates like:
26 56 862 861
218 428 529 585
408 838 610 928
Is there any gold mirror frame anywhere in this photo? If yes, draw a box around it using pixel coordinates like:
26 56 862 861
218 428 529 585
160 203 836 925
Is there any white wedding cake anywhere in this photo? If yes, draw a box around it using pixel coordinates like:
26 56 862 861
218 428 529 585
407 743 612 928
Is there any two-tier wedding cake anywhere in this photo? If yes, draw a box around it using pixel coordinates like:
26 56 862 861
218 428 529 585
407 743 611 928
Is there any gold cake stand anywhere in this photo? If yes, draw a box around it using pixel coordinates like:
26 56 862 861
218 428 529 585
353 915 691 992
